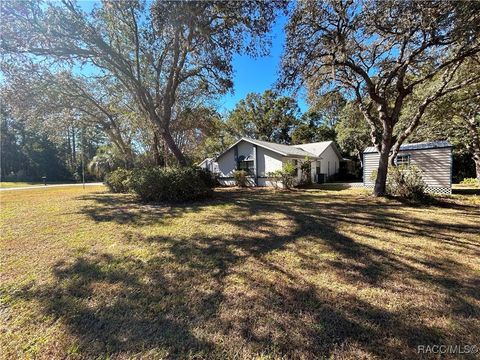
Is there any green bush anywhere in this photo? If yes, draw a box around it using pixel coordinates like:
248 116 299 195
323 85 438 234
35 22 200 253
128 166 213 202
267 169 283 189
460 177 479 186
386 165 427 200
268 162 296 189
370 165 427 199
195 167 218 188
104 168 132 193
233 170 248 187
299 158 312 186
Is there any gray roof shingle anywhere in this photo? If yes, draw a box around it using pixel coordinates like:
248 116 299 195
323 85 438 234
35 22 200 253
245 138 317 157
364 141 452 153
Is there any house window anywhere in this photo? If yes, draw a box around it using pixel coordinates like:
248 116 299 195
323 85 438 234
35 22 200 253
239 160 254 175
396 154 411 166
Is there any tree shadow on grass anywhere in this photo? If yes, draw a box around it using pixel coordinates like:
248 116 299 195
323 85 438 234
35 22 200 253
12 188 480 358
76 192 210 226
16 253 218 358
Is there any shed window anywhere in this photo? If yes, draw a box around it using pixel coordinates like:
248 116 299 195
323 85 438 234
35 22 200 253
239 160 254 175
396 154 410 166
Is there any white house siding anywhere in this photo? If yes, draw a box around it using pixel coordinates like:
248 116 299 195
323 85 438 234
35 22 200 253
217 147 237 178
218 141 276 186
257 147 283 177
318 145 340 178
199 159 219 173
218 141 255 177
237 141 254 162
257 178 281 187
363 147 452 193
216 138 326 187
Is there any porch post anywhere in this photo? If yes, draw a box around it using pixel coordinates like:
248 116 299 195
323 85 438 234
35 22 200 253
253 144 258 186
311 161 316 183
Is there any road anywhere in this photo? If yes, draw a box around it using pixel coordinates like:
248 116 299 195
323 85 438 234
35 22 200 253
0 182 104 191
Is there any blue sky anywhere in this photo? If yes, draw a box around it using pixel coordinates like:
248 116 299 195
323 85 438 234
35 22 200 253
76 1 307 114
217 15 308 113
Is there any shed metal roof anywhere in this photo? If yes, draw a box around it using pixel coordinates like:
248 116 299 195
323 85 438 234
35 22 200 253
363 141 452 154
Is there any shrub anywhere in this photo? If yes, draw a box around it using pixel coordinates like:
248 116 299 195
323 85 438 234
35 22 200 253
460 177 479 187
370 165 427 199
233 170 248 187
267 170 283 189
104 168 132 193
386 165 427 200
268 162 296 190
195 167 218 188
299 158 312 186
129 167 213 202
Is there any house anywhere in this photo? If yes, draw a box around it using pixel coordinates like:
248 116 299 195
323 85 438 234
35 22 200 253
213 137 342 187
363 141 452 194
198 157 219 173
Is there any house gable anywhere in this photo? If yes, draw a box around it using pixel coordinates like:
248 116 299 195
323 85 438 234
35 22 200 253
293 141 342 160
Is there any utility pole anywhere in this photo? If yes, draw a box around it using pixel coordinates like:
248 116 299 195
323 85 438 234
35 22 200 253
81 127 85 189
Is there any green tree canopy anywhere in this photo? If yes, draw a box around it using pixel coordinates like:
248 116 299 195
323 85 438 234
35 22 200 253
280 0 480 195
227 90 300 144
1 0 284 165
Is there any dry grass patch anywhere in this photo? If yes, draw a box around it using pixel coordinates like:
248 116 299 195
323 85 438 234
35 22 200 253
0 186 479 359
0 181 44 188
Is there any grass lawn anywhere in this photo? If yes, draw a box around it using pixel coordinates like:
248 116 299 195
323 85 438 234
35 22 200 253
0 181 45 188
0 181 80 189
452 184 480 196
1 186 479 359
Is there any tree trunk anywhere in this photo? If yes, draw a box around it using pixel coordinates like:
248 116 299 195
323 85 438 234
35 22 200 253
474 155 480 181
105 119 135 169
465 116 480 181
356 148 363 168
163 138 168 168
149 109 187 166
152 133 162 166
66 128 73 170
161 128 187 166
71 127 76 165
373 131 392 196
124 147 135 169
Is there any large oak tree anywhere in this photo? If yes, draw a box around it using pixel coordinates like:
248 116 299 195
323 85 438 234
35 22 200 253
1 0 284 165
412 59 480 180
280 0 480 195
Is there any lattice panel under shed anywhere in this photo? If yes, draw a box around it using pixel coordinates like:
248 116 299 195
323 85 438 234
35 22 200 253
362 184 451 194
425 186 452 195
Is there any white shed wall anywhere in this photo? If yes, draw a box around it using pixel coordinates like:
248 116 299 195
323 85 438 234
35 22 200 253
363 147 452 190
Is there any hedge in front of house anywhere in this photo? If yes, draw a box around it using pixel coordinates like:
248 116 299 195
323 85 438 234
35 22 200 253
128 166 213 202
104 168 133 193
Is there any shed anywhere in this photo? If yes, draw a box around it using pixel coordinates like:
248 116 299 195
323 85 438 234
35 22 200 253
363 141 452 194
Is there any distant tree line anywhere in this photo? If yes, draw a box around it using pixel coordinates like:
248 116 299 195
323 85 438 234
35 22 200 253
0 107 103 181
